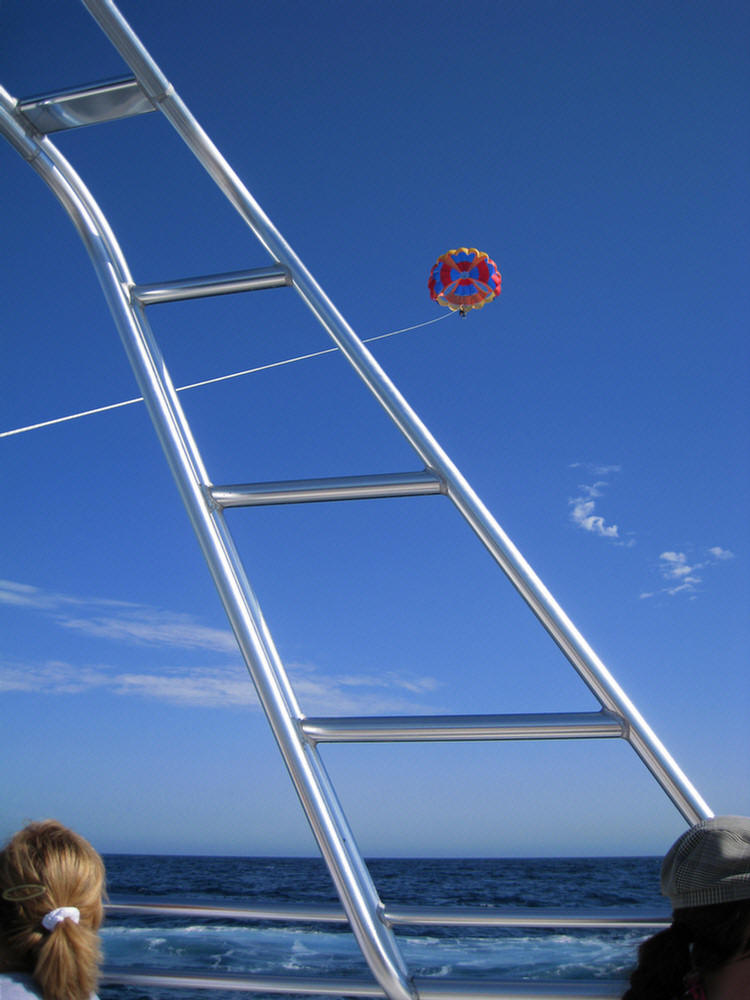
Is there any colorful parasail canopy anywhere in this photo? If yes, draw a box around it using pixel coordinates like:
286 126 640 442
428 248 502 316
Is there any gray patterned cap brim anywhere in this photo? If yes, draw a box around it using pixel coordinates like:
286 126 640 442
661 815 750 909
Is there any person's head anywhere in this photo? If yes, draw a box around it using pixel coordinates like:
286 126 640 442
623 815 750 1000
0 820 105 1000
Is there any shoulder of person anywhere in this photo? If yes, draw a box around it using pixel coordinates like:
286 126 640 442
0 975 98 1000
0 973 43 1000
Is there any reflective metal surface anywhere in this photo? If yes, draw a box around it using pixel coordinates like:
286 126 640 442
416 984 625 1000
105 899 347 922
98 969 626 999
98 970 384 997
211 471 444 507
105 896 666 929
18 77 153 132
302 710 626 743
133 265 291 305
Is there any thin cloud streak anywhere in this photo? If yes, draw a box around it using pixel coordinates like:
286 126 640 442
60 613 238 653
640 547 735 599
0 580 444 713
569 482 620 540
566 469 736 599
0 579 237 652
569 463 622 477
568 466 628 543
0 657 443 714
0 579 85 611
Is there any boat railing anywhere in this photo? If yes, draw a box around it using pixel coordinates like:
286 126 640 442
105 895 668 929
102 897 666 999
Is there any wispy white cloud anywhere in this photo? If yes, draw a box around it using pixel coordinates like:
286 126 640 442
0 580 443 713
332 671 440 694
0 656 442 714
708 546 734 561
640 547 735 600
567 469 735 600
60 610 238 653
0 579 236 652
569 482 620 539
569 463 622 477
658 551 702 595
0 579 80 611
109 666 254 708
568 467 629 543
0 659 112 696
659 551 694 578
288 665 443 715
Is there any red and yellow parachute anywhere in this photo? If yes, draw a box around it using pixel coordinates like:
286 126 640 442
428 248 502 316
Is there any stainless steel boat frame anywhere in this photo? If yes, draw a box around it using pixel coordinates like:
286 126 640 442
1 2 711 997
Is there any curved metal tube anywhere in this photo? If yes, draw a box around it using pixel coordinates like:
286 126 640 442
0 88 414 1000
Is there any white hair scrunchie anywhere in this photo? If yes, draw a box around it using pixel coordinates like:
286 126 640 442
41 907 80 931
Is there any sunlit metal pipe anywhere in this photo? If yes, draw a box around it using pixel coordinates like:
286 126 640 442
301 711 625 743
211 471 444 508
133 265 291 305
99 968 628 999
104 897 666 929
18 77 154 132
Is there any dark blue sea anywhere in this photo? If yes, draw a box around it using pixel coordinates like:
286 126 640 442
99 855 667 999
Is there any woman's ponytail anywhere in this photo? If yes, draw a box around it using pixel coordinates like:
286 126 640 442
0 820 105 1000
34 916 101 1000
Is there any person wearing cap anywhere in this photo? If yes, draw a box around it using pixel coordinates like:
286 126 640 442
0 820 105 1000
623 815 750 999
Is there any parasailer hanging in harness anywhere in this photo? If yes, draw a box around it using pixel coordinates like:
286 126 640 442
428 247 502 317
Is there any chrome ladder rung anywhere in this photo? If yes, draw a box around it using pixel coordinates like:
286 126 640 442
300 710 626 743
132 265 291 305
210 471 444 508
18 77 154 133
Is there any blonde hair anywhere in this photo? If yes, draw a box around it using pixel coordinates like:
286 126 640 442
0 820 105 1000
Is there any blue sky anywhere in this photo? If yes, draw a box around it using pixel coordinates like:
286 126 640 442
0 1 748 859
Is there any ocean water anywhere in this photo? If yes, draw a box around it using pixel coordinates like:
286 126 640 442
99 855 667 999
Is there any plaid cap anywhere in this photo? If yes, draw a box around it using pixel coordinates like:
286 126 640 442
661 815 750 909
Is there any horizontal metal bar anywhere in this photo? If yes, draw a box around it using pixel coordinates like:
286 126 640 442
105 899 346 922
384 904 666 929
132 265 291 305
18 77 154 133
99 968 627 999
211 471 445 508
301 710 626 743
99 969 383 997
104 897 666 930
417 983 625 1000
